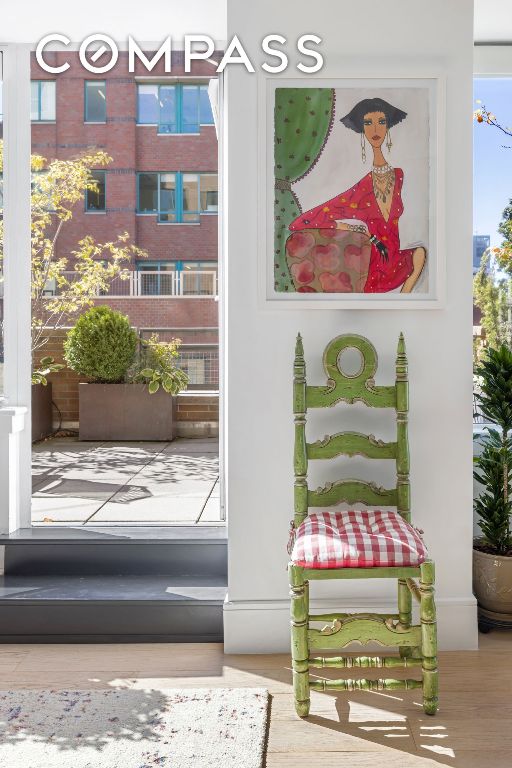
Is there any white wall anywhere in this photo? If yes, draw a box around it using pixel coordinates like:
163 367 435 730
224 0 477 651
0 1 227 45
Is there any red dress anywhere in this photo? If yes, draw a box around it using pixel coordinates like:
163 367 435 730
289 169 415 293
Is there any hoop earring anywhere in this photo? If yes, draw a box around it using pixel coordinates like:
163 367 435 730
386 129 392 152
361 133 366 163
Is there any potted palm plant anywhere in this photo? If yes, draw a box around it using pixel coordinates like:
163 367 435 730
473 344 512 631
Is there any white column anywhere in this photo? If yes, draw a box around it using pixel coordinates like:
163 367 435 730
0 407 27 534
1 43 32 532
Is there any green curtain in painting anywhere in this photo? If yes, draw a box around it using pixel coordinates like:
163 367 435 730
274 88 335 292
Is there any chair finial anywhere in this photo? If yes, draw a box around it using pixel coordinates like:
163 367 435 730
396 332 408 381
295 333 304 357
294 332 306 381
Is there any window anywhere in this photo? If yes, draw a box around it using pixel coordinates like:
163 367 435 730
85 81 106 122
137 83 214 134
200 174 218 213
181 261 218 295
85 171 106 212
137 173 217 223
31 171 54 212
31 81 56 121
137 172 176 222
135 260 218 296
136 261 176 296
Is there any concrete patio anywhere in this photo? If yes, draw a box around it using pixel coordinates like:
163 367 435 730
32 437 221 526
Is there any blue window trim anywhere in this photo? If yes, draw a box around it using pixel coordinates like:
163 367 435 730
136 83 214 134
84 80 107 123
136 172 218 223
135 261 218 272
31 80 56 122
85 170 107 212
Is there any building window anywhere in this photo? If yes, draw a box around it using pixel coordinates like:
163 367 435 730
199 174 218 213
137 172 217 223
180 261 218 295
84 81 106 123
31 171 55 212
137 83 214 134
137 172 176 222
135 260 218 296
136 261 176 295
85 171 106 212
31 81 56 122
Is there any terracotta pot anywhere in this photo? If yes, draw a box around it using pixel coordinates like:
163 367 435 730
32 382 53 442
285 229 372 293
78 382 177 441
473 548 512 614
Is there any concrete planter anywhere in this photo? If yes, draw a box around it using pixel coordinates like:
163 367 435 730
473 548 512 614
32 383 53 442
78 382 177 441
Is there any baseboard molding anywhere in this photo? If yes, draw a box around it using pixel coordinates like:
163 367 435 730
223 595 478 653
0 633 224 644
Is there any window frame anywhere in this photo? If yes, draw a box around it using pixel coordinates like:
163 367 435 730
84 170 107 213
136 171 218 223
136 83 214 134
84 80 107 124
30 80 56 123
135 260 176 296
134 260 218 296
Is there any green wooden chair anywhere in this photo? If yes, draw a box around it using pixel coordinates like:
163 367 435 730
288 332 438 717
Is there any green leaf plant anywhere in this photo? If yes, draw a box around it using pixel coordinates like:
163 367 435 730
131 334 189 395
31 356 65 386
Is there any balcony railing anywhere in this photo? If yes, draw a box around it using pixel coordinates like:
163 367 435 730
43 270 218 298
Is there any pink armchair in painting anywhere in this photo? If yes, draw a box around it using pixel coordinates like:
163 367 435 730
285 229 372 293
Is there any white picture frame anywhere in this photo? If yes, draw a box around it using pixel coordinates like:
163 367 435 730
258 75 446 309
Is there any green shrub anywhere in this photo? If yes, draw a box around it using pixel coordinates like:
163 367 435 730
64 306 137 383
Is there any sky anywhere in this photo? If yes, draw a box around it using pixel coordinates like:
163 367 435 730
474 77 512 247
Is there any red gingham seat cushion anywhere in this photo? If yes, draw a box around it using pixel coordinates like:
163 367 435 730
291 510 427 569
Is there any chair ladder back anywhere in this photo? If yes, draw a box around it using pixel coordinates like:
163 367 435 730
293 334 308 529
305 334 396 410
395 332 411 522
293 332 410 523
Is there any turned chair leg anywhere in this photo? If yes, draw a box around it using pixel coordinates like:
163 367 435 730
398 578 412 659
289 564 310 717
420 561 438 715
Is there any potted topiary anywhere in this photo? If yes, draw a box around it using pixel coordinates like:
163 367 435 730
64 306 188 441
473 344 512 631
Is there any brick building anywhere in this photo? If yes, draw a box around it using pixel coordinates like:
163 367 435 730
28 50 220 423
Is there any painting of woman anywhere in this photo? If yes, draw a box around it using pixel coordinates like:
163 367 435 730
288 97 427 293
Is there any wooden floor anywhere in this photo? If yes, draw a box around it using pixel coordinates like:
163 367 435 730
0 633 510 766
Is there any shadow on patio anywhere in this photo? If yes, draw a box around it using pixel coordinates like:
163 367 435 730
31 437 221 526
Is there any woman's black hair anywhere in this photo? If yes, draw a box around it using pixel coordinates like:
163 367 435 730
340 98 407 133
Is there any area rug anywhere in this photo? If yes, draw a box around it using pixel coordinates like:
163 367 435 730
0 688 269 767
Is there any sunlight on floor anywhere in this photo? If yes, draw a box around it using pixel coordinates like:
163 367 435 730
31 437 221 525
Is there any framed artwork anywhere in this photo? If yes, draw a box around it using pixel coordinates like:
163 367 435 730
260 77 445 308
